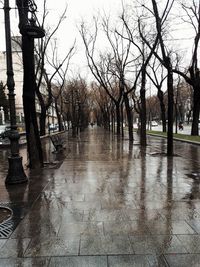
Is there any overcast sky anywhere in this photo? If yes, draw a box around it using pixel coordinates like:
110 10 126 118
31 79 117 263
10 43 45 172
0 0 125 80
0 0 195 83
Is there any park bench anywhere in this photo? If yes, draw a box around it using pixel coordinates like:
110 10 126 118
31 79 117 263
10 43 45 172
50 132 66 152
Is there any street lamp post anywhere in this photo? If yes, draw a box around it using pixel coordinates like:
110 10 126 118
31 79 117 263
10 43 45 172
4 0 28 184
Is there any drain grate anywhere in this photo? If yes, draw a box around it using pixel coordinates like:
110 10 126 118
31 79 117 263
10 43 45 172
0 220 15 238
0 202 29 239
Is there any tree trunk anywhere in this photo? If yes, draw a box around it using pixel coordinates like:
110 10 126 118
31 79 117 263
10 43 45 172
39 104 47 136
140 68 147 146
157 89 166 132
55 99 63 132
191 86 200 135
116 103 121 136
124 93 133 141
166 58 173 156
22 36 43 168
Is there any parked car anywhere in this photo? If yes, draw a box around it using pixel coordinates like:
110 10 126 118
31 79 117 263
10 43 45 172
151 121 158 127
49 124 59 131
0 125 10 139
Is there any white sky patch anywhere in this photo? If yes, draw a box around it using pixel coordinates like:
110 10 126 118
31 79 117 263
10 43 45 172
0 0 197 86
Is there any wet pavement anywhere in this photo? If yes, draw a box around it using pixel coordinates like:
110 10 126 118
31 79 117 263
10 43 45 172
0 127 200 266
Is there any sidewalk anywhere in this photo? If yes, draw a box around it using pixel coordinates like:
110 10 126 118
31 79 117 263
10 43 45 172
0 127 200 266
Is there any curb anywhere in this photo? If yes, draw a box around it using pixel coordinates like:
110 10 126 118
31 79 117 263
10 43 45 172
147 133 200 146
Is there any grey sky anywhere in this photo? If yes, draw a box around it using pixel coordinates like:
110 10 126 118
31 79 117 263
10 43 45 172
0 0 196 83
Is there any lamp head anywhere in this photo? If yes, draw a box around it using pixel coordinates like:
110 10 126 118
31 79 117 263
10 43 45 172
20 17 45 38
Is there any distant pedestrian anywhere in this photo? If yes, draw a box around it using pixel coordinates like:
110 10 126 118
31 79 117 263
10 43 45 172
179 121 183 131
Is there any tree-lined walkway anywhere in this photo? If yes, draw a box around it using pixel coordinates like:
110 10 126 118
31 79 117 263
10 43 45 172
0 127 199 266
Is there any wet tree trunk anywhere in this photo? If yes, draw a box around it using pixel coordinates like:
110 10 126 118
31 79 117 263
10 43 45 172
157 89 166 132
116 103 121 136
140 68 147 146
22 36 43 168
124 93 133 141
121 101 124 138
39 103 47 136
55 99 63 132
191 85 200 136
166 58 174 156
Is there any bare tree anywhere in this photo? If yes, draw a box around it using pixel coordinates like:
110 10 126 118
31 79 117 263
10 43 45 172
139 0 175 155
34 1 75 136
90 82 112 129
101 16 135 140
147 57 167 132
47 43 75 133
119 8 159 146
80 19 124 136
63 77 89 137
173 0 200 136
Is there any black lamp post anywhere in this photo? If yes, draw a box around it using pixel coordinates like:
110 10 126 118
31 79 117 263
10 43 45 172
16 0 45 39
4 0 28 184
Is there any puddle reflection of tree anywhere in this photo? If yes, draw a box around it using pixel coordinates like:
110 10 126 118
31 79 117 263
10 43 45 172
117 141 133 201
183 146 200 220
156 139 165 183
6 183 27 257
153 157 173 256
139 147 147 218
27 167 62 255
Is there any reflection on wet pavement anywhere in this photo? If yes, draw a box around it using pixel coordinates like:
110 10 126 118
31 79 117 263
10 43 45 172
0 128 199 266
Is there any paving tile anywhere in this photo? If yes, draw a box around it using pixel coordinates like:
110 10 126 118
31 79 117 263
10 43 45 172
129 235 158 254
49 256 108 266
176 234 200 253
101 199 137 209
104 222 133 235
59 209 84 223
123 208 163 222
20 210 63 225
85 194 114 202
147 255 169 266
147 220 197 235
80 235 106 255
0 238 30 257
152 235 188 254
0 240 6 249
186 219 200 233
80 234 133 255
162 209 200 221
129 221 151 235
24 236 79 257
104 221 150 235
0 257 50 267
108 255 151 267
135 201 169 210
58 222 104 237
67 201 101 210
42 190 85 202
165 254 200 267
83 209 126 222
11 219 60 238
